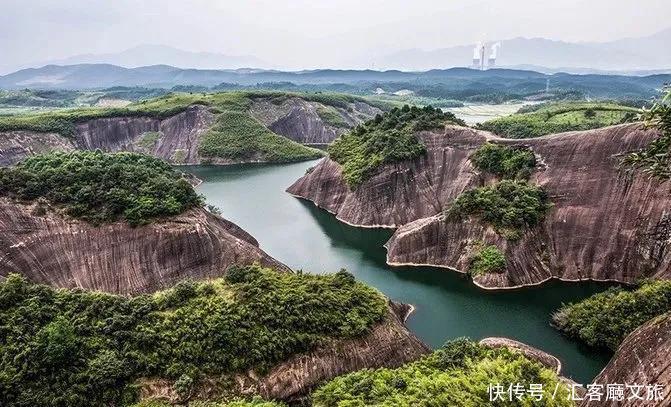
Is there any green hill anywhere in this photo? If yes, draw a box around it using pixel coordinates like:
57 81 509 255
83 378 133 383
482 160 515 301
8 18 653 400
477 102 640 138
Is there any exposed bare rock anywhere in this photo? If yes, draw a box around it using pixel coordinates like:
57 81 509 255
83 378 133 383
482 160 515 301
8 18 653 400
138 302 430 402
75 104 215 164
580 313 671 407
250 97 381 145
0 98 380 167
289 123 671 288
0 130 75 166
480 337 562 374
287 126 486 227
0 198 288 294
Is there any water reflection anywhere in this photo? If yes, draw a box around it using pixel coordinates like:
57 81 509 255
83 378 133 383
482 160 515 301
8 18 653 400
188 161 614 384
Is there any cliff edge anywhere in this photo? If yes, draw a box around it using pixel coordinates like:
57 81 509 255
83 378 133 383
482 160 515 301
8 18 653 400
289 123 671 288
0 198 288 294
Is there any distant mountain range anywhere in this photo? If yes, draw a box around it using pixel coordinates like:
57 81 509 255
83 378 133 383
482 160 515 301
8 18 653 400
379 27 671 72
46 44 269 71
0 64 668 102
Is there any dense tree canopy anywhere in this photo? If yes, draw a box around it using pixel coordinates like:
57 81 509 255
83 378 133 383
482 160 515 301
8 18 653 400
328 105 465 187
447 180 552 240
313 338 573 406
0 266 387 406
552 280 671 350
470 143 537 180
0 151 202 225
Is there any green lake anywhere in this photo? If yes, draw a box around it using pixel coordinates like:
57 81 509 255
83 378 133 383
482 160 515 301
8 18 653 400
187 160 613 384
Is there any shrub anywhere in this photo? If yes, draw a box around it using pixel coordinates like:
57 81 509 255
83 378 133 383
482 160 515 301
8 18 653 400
0 266 387 407
198 111 323 162
312 338 573 407
0 151 202 226
478 102 640 138
551 280 671 350
447 180 552 239
329 105 464 187
621 88 671 180
468 245 507 276
316 105 349 128
470 143 536 180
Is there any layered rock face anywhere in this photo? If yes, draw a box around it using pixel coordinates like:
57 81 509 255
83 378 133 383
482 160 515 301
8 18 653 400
0 198 287 295
580 313 671 406
0 99 380 166
137 302 429 402
289 123 671 288
0 105 215 166
250 97 381 145
75 104 215 164
0 130 75 166
287 126 485 227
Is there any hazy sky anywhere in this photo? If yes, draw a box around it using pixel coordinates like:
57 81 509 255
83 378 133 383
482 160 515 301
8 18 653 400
1 0 670 71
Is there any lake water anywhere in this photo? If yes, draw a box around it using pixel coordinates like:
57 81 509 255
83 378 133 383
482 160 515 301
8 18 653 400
187 160 613 384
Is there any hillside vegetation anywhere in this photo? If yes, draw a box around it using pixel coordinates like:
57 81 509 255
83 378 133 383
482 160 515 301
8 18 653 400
329 105 465 187
0 90 391 163
312 338 573 406
552 280 671 351
622 88 671 179
0 266 387 407
0 151 201 225
447 180 551 240
478 102 640 138
470 143 537 180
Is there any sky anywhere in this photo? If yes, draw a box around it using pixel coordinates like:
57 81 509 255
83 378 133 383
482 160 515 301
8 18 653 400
1 0 670 72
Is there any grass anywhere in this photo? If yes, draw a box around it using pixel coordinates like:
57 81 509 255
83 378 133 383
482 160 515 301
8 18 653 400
447 180 552 240
136 131 162 150
552 280 671 351
0 266 387 407
316 105 349 128
328 105 465 187
312 338 573 407
0 151 202 226
478 101 640 138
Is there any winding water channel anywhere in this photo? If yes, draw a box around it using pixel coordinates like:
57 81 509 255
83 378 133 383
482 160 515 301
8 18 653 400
187 160 614 384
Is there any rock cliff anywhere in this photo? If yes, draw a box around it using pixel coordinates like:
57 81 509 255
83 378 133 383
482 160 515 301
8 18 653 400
137 301 429 402
580 313 671 406
0 97 380 166
0 198 287 294
0 130 75 166
250 97 381 145
288 123 671 288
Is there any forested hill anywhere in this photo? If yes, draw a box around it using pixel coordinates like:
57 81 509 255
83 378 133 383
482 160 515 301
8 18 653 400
0 64 668 100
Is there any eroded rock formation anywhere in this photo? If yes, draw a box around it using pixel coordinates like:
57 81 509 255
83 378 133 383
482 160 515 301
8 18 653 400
288 123 671 288
250 97 381 145
137 301 429 402
75 105 215 164
0 130 75 166
0 98 380 166
0 198 288 294
580 313 671 406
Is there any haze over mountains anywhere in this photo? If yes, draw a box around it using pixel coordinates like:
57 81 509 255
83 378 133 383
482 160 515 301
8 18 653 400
45 45 269 71
2 26 670 77
380 27 671 72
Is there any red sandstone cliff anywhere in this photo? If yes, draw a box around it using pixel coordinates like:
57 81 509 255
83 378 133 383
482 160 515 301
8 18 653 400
0 198 288 294
580 313 671 407
288 123 671 288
